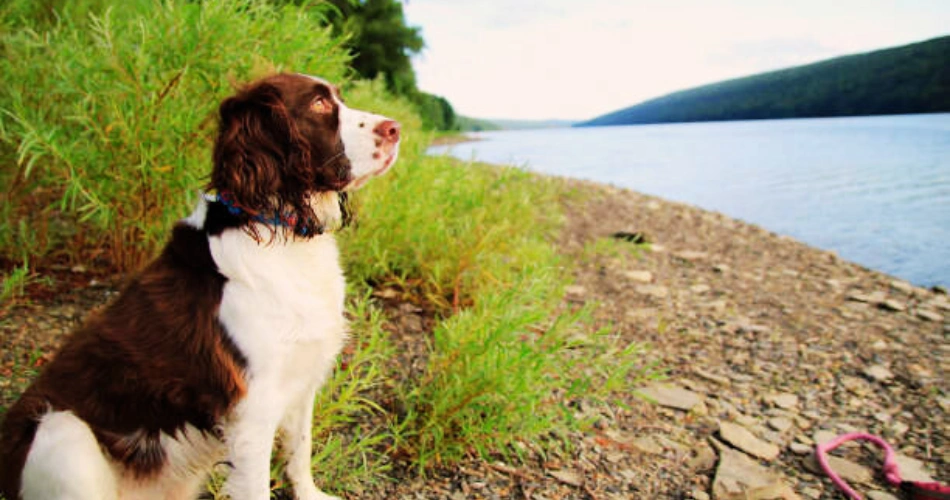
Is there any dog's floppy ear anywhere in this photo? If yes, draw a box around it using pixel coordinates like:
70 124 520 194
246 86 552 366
210 82 319 238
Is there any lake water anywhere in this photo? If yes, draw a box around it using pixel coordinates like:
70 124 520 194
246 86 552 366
429 114 950 287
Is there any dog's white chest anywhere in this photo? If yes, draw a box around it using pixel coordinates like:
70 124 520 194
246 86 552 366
210 228 347 382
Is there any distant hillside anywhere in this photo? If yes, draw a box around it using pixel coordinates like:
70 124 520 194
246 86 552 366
456 115 501 131
489 119 577 130
577 35 950 127
456 116 576 131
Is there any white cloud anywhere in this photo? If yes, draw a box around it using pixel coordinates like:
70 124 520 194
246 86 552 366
404 0 950 120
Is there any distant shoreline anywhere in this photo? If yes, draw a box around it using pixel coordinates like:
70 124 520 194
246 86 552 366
425 115 949 288
428 133 480 147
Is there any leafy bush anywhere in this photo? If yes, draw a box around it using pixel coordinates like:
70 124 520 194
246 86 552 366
342 156 563 312
0 0 349 270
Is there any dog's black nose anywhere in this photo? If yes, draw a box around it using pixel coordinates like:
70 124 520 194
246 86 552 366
374 120 401 143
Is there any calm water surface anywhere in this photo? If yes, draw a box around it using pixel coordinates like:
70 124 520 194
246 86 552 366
429 114 950 287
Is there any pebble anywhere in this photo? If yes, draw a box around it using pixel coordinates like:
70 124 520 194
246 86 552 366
548 469 583 487
637 384 704 411
766 393 799 410
789 442 812 455
767 417 794 433
712 447 799 500
894 454 934 482
624 270 654 283
635 284 669 298
890 421 909 436
812 430 838 445
863 364 894 382
801 487 822 499
691 284 712 294
631 435 665 455
675 250 708 262
565 285 586 296
867 492 900 500
690 487 711 500
889 280 914 294
735 414 758 427
847 291 885 304
718 421 781 461
879 299 906 312
804 454 872 485
689 443 718 471
916 309 943 322
693 367 730 385
704 299 729 311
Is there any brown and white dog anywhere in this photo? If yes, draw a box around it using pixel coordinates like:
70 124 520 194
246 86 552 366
0 73 400 500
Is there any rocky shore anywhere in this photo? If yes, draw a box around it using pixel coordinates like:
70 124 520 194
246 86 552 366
382 179 947 499
1 178 946 499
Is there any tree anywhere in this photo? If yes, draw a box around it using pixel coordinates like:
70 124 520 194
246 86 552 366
317 0 459 130
325 0 423 95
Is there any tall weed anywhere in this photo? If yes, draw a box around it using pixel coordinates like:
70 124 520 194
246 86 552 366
342 156 563 312
0 0 349 269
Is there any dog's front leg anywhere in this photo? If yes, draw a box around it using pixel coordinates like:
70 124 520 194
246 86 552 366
280 386 339 500
223 398 280 500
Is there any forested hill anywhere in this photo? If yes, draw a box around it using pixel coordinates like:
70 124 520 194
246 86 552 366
577 35 950 127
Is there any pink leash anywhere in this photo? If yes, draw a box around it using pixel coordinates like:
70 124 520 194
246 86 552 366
816 432 950 500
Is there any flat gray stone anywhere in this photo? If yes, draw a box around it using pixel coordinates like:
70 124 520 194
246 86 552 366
812 430 838 445
624 270 654 283
712 446 801 500
894 454 934 483
637 384 704 411
789 442 812 455
565 285 586 296
548 469 583 487
631 435 664 455
847 291 885 303
767 393 800 410
693 367 730 385
767 417 794 433
691 488 711 500
689 442 718 471
719 421 781 461
917 309 944 322
890 280 915 294
635 284 669 298
675 250 708 261
879 299 906 312
863 364 894 382
867 491 900 500
804 454 873 485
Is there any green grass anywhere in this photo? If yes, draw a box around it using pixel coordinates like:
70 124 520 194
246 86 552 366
0 1 651 496
0 0 348 270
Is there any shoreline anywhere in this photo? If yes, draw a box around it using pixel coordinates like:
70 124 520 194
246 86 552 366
427 132 481 147
426 144 947 289
386 172 948 498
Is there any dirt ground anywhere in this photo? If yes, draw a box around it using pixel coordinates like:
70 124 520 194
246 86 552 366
1 178 947 499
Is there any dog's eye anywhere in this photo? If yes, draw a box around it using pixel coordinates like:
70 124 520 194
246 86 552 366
312 97 330 114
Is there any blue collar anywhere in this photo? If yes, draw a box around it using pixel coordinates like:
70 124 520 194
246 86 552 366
210 192 313 235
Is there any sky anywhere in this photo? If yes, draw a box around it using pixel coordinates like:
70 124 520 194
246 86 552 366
402 0 950 121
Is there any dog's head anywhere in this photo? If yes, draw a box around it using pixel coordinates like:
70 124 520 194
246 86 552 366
210 73 400 238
